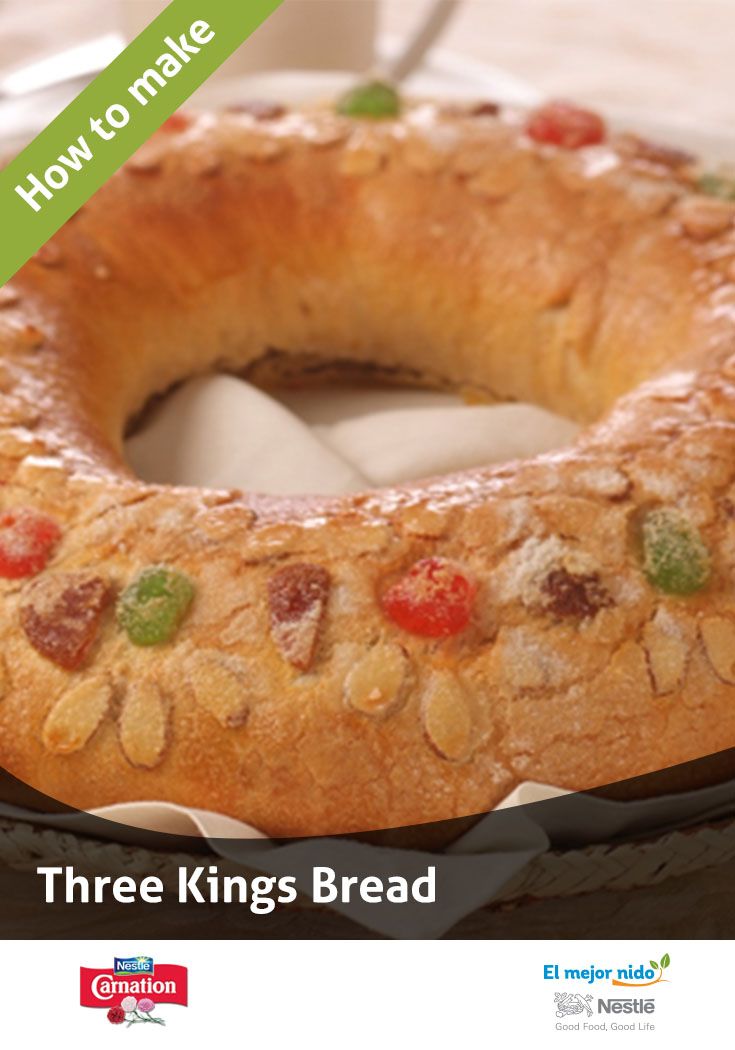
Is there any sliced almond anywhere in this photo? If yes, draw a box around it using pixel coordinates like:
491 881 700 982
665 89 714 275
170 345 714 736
453 142 497 177
14 323 44 351
643 612 690 695
345 643 412 718
240 134 285 160
572 465 630 500
467 158 524 199
188 150 222 177
401 134 447 175
339 129 387 177
700 616 735 683
126 155 162 174
119 680 169 769
42 676 111 755
0 397 39 428
187 651 250 728
676 196 735 240
422 671 473 762
33 242 62 267
302 119 348 148
400 505 451 538
338 145 384 177
0 287 20 308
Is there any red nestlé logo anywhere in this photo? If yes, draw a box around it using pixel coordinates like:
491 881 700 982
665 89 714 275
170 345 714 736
80 955 188 1028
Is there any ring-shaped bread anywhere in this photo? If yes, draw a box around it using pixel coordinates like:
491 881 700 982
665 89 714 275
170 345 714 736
2 100 735 836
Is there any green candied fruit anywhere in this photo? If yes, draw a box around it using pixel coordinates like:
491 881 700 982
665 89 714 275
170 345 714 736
117 565 195 646
641 508 711 596
336 80 401 119
697 172 735 201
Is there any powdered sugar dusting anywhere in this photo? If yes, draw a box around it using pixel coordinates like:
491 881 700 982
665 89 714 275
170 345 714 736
495 535 598 608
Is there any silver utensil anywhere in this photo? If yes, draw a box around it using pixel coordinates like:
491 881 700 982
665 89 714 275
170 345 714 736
382 0 460 83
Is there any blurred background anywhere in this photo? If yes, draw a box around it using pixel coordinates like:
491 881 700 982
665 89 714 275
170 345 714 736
1 0 734 137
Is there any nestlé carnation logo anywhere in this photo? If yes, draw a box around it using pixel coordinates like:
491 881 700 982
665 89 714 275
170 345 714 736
80 955 188 1029
114 956 154 976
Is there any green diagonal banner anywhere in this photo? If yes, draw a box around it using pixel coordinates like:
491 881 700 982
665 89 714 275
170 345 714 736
0 0 282 286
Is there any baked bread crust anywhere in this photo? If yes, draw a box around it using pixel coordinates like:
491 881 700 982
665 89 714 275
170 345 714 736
2 102 735 836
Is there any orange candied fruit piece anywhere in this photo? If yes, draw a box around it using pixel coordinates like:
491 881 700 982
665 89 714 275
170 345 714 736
0 507 61 579
526 100 606 149
381 556 476 638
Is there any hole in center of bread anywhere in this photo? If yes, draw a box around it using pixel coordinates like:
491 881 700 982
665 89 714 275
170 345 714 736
124 355 578 496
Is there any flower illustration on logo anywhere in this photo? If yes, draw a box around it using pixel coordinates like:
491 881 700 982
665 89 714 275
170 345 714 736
105 996 166 1027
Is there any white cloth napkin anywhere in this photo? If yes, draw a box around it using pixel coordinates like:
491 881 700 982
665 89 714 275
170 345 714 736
126 374 578 494
313 403 579 487
126 376 371 494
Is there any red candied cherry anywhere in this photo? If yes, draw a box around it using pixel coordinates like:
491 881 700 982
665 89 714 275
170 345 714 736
526 101 606 149
0 507 61 579
381 557 476 638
